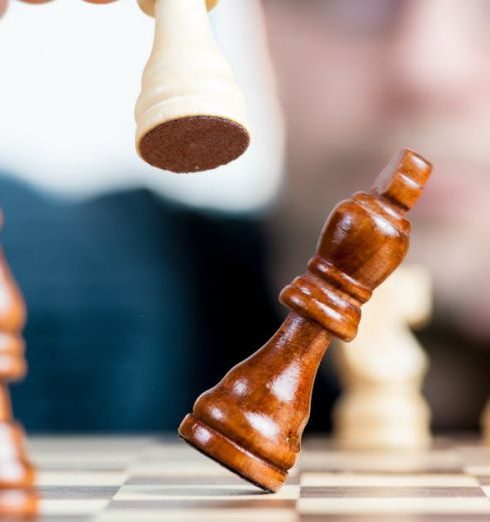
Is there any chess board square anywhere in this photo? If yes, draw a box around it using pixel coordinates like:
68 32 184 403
301 472 479 487
40 498 110 516
299 449 463 473
38 471 128 487
36 514 94 522
113 483 300 502
301 486 485 498
38 486 119 500
298 496 490 515
466 466 490 476
97 508 296 522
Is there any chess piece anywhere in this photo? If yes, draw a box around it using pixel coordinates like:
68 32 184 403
333 265 432 450
0 0 7 18
481 399 490 446
179 149 432 492
0 218 37 517
135 0 250 173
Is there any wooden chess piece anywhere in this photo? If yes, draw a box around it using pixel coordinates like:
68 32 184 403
135 0 250 173
0 218 37 517
481 399 490 446
179 148 433 492
333 265 432 450
0 0 8 18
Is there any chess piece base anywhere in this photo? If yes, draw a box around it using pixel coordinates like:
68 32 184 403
0 422 35 489
0 423 38 517
178 414 287 492
0 488 38 519
333 390 431 450
139 116 249 173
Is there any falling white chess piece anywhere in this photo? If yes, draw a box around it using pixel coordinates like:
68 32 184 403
135 0 250 172
333 265 432 450
481 399 490 446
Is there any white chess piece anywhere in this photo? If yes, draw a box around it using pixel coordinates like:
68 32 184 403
481 399 490 446
333 265 432 450
135 0 250 172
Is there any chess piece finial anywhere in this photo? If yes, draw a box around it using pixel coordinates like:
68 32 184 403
0 220 37 517
333 265 432 450
179 149 432 492
135 0 250 173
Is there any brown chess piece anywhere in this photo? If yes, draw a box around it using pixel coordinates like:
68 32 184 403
0 216 37 517
179 148 433 492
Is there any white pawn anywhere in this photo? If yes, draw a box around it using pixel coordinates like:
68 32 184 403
136 0 250 173
481 399 490 446
333 265 432 450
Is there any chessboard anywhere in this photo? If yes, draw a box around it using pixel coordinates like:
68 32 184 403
29 435 490 521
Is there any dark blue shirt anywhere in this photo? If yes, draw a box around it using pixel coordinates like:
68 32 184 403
2 177 279 432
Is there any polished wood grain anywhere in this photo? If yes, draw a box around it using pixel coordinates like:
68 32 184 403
179 149 433 492
0 225 37 517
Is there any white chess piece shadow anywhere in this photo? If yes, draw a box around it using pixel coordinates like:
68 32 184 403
333 265 432 450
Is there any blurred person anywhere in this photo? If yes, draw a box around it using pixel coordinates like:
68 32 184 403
1 0 489 435
261 0 490 430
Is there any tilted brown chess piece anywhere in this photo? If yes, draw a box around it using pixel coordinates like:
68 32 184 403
0 217 37 517
179 149 433 492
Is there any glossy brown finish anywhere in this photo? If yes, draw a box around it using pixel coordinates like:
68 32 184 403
280 150 431 343
0 233 37 516
179 149 432 492
180 313 329 490
0 489 38 519
0 423 36 489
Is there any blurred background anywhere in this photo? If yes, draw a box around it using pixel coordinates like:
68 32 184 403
0 0 489 433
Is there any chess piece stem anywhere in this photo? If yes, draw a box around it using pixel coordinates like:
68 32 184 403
179 149 432 491
135 0 250 172
0 385 12 422
181 313 330 491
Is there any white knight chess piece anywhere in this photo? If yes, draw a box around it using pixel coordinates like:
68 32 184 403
333 265 432 450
